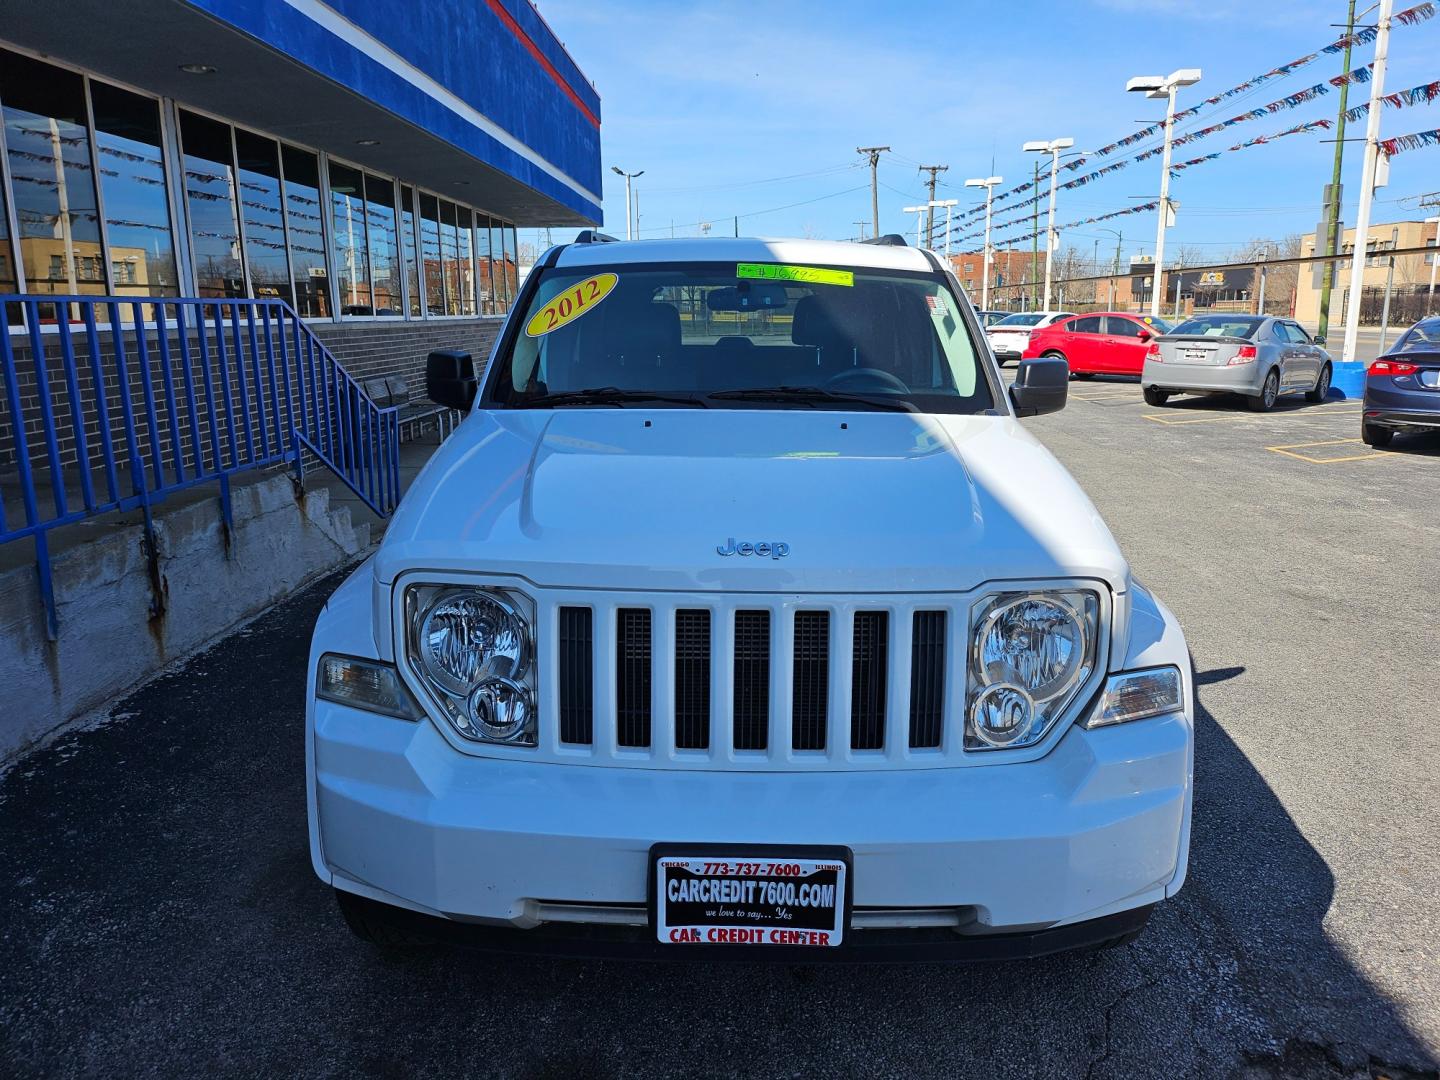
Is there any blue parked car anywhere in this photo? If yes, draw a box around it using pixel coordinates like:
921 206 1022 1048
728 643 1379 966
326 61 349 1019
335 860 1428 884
1362 317 1440 448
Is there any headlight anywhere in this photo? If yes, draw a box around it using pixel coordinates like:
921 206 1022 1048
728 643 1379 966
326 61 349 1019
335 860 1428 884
967 590 1099 750
406 585 536 745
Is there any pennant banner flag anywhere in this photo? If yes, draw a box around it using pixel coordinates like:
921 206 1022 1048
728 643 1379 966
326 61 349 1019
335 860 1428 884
1395 2 1437 26
1346 79 1440 122
1330 63 1374 87
1380 127 1440 156
988 201 1161 250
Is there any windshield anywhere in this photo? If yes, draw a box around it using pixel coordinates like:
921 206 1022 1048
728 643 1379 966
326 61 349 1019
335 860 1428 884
1170 315 1264 339
992 313 1043 327
485 261 994 413
1392 318 1440 353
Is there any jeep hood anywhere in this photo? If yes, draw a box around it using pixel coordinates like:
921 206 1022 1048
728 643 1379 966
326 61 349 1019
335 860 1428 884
374 409 1129 594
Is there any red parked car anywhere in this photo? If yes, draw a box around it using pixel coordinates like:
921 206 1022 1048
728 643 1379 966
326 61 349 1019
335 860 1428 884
1022 312 1172 377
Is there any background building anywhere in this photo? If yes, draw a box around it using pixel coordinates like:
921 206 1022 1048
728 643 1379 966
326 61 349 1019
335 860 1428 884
1295 219 1439 328
0 0 602 379
950 250 1037 305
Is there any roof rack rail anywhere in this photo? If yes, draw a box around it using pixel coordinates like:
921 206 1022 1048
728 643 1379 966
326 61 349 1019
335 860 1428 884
574 229 620 244
861 234 908 247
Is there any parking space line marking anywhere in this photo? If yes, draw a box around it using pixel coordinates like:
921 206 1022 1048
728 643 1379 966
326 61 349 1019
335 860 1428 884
1142 404 1363 426
1265 438 1392 464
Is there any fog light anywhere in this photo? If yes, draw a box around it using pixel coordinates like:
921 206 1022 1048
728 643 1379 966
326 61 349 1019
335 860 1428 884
468 677 534 742
969 683 1035 747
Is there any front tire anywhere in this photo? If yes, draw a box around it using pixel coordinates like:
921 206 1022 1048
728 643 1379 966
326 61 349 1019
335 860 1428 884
1361 421 1394 448
1143 386 1170 406
1305 363 1331 403
1247 370 1280 412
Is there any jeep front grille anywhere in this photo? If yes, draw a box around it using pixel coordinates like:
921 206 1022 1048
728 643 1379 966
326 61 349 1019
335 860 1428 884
551 596 978 767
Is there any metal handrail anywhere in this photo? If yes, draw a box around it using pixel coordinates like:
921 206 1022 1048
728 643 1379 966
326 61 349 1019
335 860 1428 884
0 295 401 639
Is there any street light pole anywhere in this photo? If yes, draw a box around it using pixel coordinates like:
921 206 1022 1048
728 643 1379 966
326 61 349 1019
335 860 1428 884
1426 216 1439 313
965 176 1003 311
1127 68 1202 317
1023 137 1075 311
934 198 958 256
1341 0 1393 365
611 166 644 241
903 205 928 247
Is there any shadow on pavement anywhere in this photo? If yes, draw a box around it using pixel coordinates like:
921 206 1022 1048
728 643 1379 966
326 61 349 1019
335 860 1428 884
0 575 1436 1079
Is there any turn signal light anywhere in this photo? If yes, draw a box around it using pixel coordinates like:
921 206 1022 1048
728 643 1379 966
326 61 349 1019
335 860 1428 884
1369 358 1417 376
1226 345 1258 366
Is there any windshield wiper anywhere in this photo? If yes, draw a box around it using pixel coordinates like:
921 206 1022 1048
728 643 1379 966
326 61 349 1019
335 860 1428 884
706 386 917 412
516 387 709 408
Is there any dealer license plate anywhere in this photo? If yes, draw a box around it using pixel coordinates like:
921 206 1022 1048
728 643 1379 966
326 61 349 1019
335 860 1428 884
653 850 849 948
1181 348 1210 363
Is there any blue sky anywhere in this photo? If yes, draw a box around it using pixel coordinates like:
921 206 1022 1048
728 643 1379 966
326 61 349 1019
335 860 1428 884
527 0 1440 264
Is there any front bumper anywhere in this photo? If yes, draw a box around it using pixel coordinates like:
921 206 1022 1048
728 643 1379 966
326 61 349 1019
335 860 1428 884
311 700 1191 937
1143 358 1264 395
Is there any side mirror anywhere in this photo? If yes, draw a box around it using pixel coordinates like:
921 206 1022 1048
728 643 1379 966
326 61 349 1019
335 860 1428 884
1136 329 1152 342
1313 334 1327 345
426 350 477 411
1009 357 1068 417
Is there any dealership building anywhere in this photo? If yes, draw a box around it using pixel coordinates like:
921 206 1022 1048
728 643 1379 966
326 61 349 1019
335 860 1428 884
0 0 602 376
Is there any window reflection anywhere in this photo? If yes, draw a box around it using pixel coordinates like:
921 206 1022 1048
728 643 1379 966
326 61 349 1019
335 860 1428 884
0 52 105 310
90 81 177 300
329 161 370 314
281 145 329 318
474 214 494 316
364 173 400 316
419 193 444 316
440 199 461 316
502 224 518 311
399 184 420 317
179 110 243 298
456 206 475 316
234 129 291 307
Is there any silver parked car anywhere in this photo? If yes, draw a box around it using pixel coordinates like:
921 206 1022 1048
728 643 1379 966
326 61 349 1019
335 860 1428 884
1141 314 1332 411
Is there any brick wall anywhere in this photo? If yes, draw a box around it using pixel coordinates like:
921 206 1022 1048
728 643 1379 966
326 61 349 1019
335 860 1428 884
310 317 503 390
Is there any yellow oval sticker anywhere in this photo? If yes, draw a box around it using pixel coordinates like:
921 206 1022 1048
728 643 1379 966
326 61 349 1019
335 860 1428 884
525 272 619 337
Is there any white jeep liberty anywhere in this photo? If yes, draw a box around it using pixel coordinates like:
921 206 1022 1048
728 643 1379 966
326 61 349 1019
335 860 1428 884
306 235 1193 959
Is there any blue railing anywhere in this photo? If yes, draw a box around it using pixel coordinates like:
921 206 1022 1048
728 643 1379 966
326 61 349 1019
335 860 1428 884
0 295 400 639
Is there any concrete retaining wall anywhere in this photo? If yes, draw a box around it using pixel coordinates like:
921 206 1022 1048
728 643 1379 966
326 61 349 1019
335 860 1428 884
2 471 368 763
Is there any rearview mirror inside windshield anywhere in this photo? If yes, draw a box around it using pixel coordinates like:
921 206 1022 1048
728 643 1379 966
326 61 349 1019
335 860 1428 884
706 283 789 312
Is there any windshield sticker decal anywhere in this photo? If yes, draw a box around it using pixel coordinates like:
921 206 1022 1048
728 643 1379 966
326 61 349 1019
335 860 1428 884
736 263 854 288
525 272 619 337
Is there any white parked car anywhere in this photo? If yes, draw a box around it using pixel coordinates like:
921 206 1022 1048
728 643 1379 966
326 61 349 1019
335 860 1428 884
307 236 1193 959
986 311 1076 364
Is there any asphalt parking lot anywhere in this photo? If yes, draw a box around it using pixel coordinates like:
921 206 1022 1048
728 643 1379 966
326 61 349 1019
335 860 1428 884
3 380 1439 1080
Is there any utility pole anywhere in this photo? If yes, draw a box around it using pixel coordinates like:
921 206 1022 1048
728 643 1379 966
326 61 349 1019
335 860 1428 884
1112 231 1123 308
853 220 868 241
857 146 889 240
1317 0 1358 344
1342 0 1394 366
919 164 949 245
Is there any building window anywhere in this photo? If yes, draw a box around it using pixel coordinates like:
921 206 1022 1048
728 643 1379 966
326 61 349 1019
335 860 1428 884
502 223 518 306
363 173 400 316
399 184 420 317
418 192 444 315
328 160 370 314
456 206 476 317
440 199 462 316
0 51 105 303
234 129 291 307
179 110 243 298
475 215 495 315
280 146 328 318
90 81 178 299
